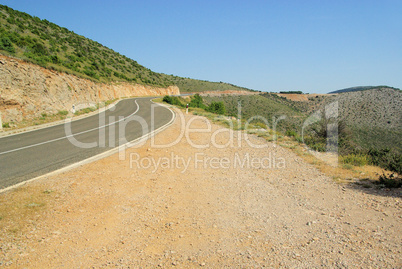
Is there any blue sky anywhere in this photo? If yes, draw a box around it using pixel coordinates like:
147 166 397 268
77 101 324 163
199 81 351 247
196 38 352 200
1 0 401 93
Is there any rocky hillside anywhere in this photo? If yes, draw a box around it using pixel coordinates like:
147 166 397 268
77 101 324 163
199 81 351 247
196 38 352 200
0 4 254 93
329 88 401 129
203 88 401 155
0 55 179 123
0 4 173 87
328 86 399 94
320 87 402 152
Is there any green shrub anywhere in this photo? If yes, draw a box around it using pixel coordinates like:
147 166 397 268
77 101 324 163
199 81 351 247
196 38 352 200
2 122 10 128
285 130 297 137
189 94 206 109
0 36 15 53
368 148 402 174
50 55 60 64
207 101 226 115
302 135 326 152
340 154 370 167
31 42 48 56
307 141 326 152
162 95 173 104
162 95 184 107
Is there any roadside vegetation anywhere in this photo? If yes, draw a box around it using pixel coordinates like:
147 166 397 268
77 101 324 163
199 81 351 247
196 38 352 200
1 110 71 130
162 93 401 188
163 94 226 114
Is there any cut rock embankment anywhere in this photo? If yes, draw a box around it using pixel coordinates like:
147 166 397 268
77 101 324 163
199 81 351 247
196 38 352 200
0 55 179 123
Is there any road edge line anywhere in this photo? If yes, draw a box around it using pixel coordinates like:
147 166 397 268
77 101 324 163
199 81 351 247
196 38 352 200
0 99 176 194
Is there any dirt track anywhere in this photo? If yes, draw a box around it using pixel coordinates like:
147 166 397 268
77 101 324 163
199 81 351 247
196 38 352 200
0 110 401 268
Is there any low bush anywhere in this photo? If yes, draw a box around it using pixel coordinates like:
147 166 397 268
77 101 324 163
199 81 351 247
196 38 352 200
162 95 184 107
189 94 206 109
0 36 15 53
376 173 402 188
340 154 371 167
368 148 402 175
302 135 326 152
285 130 298 137
207 101 226 115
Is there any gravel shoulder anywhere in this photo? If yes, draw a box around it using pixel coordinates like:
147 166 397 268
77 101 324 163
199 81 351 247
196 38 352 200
0 110 401 268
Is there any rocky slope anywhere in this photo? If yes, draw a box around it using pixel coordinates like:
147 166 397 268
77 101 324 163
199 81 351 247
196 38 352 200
322 87 402 151
326 88 402 130
0 55 179 123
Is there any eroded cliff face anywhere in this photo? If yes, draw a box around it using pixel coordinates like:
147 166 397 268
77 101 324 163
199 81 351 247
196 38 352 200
0 55 179 123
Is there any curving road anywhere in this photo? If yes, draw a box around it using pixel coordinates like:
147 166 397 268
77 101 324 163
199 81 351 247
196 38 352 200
0 97 174 189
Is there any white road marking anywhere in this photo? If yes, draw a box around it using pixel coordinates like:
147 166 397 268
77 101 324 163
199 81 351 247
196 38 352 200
0 99 176 194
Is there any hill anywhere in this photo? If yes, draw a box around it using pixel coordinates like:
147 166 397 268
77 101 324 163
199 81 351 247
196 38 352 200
329 85 400 94
0 54 179 124
202 93 307 134
321 87 402 152
170 76 255 93
204 87 401 153
0 4 251 93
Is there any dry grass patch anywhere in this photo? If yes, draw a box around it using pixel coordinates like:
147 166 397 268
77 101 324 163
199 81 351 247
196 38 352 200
289 142 389 184
0 184 55 237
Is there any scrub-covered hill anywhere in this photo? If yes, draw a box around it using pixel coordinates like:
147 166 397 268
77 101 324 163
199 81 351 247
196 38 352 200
0 4 254 93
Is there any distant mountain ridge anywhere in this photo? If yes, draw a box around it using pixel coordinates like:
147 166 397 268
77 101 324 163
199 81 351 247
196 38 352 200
0 4 253 93
329 86 400 94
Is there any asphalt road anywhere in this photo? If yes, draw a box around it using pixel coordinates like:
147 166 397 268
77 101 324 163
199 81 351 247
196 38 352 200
0 97 174 189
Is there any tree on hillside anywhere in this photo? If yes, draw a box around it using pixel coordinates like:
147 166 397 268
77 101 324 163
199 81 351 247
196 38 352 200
0 36 15 53
207 101 226 115
189 94 206 109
